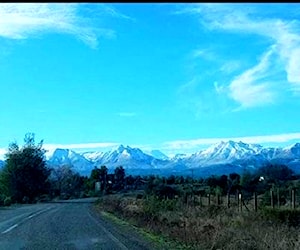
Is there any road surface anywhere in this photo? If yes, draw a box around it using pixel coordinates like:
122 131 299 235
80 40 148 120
0 198 155 250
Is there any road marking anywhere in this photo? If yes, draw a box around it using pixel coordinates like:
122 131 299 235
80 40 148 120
1 224 18 234
1 206 57 234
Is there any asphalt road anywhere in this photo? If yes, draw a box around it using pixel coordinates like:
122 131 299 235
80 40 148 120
0 198 155 250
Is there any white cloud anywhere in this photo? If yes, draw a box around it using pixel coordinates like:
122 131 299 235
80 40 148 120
191 48 216 61
229 47 277 108
0 148 6 160
182 4 300 108
214 81 225 94
220 60 241 74
0 3 127 48
285 48 300 84
44 142 120 151
0 142 120 160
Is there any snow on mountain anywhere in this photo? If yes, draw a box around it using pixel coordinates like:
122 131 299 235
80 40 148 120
186 140 263 166
46 145 170 176
171 153 189 160
81 151 105 162
257 143 300 163
96 145 167 169
260 147 284 160
147 150 169 160
44 141 300 176
281 143 300 158
47 148 94 175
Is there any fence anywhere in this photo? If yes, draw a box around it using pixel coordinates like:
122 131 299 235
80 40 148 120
182 188 300 212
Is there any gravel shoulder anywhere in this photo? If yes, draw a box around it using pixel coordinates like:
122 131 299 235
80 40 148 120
90 204 161 250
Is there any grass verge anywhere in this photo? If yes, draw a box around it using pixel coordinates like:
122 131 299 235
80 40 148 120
95 194 300 250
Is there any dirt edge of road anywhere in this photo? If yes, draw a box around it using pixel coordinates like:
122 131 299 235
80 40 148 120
90 204 164 250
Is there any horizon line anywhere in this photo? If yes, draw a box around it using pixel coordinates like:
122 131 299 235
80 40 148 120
0 132 300 159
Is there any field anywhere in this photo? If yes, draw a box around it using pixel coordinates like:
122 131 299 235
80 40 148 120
95 191 300 250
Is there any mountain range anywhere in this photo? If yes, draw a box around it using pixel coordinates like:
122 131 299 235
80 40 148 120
1 141 299 177
47 140 300 177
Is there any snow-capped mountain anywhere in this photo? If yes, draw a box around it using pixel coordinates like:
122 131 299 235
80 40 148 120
92 145 168 169
47 148 94 176
280 143 300 159
187 140 262 165
147 150 169 160
81 151 106 162
45 141 300 177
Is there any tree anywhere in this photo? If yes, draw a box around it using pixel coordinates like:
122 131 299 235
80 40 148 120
256 164 295 184
90 167 101 181
228 172 241 194
99 166 108 192
50 165 84 199
166 175 176 185
1 133 51 203
114 166 125 191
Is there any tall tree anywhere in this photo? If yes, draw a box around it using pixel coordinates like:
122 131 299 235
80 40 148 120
99 166 108 191
1 133 50 203
114 166 125 191
51 165 84 199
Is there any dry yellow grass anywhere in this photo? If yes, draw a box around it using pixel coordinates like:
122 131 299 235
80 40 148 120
96 194 300 250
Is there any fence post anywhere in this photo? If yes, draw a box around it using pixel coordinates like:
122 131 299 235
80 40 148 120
227 193 230 208
292 188 296 210
217 194 220 205
239 193 242 212
208 193 211 206
270 190 274 209
277 188 280 208
254 192 258 212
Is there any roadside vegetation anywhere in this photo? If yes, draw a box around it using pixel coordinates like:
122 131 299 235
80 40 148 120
92 161 300 249
1 133 300 249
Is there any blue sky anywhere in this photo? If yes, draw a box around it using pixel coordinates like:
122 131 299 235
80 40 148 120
1 3 300 157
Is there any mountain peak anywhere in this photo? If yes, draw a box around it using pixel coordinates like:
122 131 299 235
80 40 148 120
148 150 169 160
116 144 133 153
117 144 126 151
44 140 300 177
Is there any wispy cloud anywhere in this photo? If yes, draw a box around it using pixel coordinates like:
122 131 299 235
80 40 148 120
0 148 6 158
43 142 120 151
0 3 129 48
180 3 300 109
117 112 137 117
0 142 120 160
220 60 241 74
191 48 216 61
177 76 233 117
229 47 277 109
